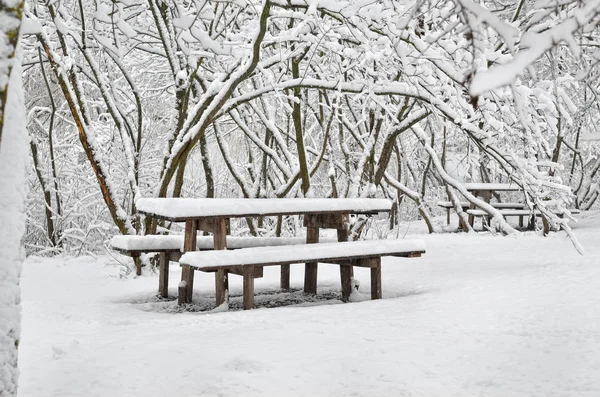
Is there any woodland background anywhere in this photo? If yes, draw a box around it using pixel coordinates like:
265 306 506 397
17 0 600 254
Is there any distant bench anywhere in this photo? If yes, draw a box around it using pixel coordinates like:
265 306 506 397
437 201 526 225
437 201 580 228
179 239 426 309
465 208 580 228
111 235 336 298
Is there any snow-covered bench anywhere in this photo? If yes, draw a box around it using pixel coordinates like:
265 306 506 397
178 239 426 309
110 235 336 297
437 201 526 224
466 208 580 229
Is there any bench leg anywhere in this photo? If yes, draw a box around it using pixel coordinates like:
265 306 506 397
243 266 255 310
215 270 229 306
178 265 195 305
158 252 169 298
370 258 382 300
280 264 290 290
337 223 354 302
447 209 450 225
340 265 353 302
528 215 535 230
519 215 524 228
304 224 319 294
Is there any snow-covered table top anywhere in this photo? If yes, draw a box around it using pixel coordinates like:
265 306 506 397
462 183 522 191
136 198 392 221
180 239 426 270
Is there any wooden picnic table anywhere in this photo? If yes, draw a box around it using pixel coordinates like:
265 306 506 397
462 182 524 229
136 198 392 304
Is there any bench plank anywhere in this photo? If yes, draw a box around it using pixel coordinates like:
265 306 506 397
180 240 426 271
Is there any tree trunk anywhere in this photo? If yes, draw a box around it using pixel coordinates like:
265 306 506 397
0 6 26 393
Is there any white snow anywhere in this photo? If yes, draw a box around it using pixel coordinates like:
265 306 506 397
16 215 600 396
0 53 28 396
135 198 392 220
180 240 426 269
110 235 338 252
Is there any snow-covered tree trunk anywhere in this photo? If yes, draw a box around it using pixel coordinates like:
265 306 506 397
0 1 26 395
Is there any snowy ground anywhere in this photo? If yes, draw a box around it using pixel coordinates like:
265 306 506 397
18 214 600 397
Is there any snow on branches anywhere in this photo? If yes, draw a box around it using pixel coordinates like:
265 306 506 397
18 0 600 252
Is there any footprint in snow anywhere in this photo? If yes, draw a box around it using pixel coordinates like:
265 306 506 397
223 357 270 373
51 340 80 360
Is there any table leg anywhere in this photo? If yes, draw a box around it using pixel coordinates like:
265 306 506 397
179 264 195 305
340 265 353 302
370 258 382 300
337 216 354 301
183 219 198 251
243 265 255 310
158 251 169 298
280 264 290 290
304 220 320 294
178 220 198 305
468 193 476 228
213 217 229 306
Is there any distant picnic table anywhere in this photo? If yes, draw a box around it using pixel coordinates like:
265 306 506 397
438 182 579 230
463 183 524 228
120 198 425 309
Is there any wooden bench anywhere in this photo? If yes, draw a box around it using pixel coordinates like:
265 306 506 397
437 201 526 225
111 235 336 297
178 239 426 310
466 208 581 229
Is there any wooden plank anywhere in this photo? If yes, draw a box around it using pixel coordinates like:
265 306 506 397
303 224 320 294
243 265 255 310
213 218 228 249
213 217 229 306
178 265 195 305
139 209 384 223
226 266 263 278
168 251 182 262
369 257 382 300
158 251 169 298
304 213 347 229
192 250 426 272
197 218 215 233
183 219 198 252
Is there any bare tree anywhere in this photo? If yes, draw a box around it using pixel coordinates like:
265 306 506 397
0 1 25 395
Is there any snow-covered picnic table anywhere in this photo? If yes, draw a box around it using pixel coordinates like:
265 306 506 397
463 182 525 228
437 183 528 229
464 183 522 227
135 198 396 306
